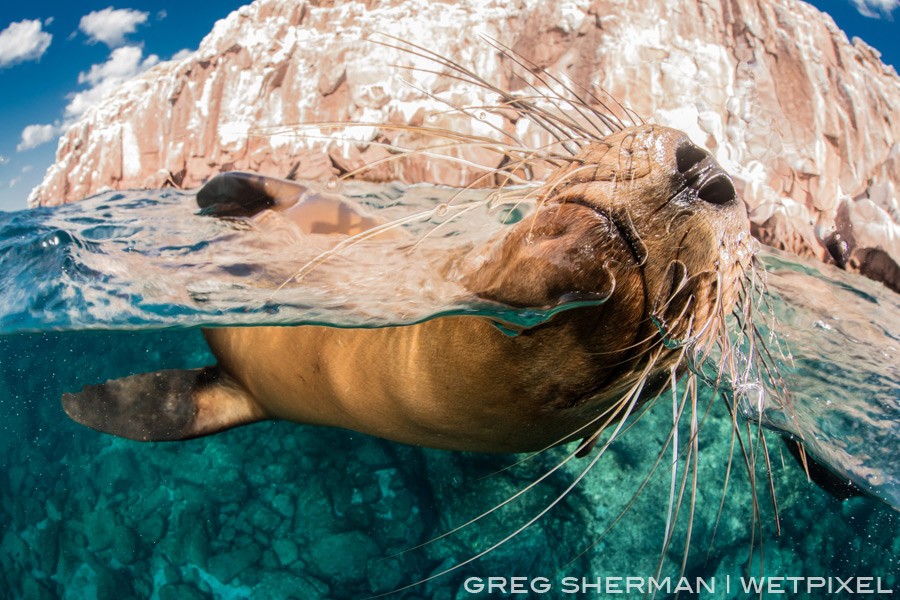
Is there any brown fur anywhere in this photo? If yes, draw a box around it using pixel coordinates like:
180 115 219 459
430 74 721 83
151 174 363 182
64 125 750 451
197 125 751 453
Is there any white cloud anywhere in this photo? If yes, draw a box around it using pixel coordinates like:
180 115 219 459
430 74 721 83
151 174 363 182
44 17 54 26
9 176 21 188
171 48 195 61
0 19 52 68
17 123 63 151
79 7 149 48
850 0 899 18
65 45 159 117
77 45 154 86
156 10 168 21
21 165 32 173
0 155 8 165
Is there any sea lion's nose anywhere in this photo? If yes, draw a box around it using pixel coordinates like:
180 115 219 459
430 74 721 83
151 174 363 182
675 142 736 205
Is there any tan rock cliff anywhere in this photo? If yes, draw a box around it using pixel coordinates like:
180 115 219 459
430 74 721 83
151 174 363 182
28 0 900 290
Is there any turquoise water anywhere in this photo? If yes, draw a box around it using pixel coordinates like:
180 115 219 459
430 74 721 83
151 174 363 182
0 185 898 598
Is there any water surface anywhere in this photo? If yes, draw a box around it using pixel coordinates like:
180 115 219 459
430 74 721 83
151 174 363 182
0 184 897 598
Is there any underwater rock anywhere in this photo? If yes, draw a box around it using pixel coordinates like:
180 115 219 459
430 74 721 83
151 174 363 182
366 556 408 596
109 527 139 566
0 531 28 575
21 578 55 600
260 548 279 570
158 584 207 600
272 538 300 567
154 556 185 591
137 513 167 545
356 441 398 469
31 521 62 576
269 492 294 519
7 466 26 499
61 561 130 600
93 449 138 496
255 570 329 598
81 508 118 554
158 515 210 569
205 472 250 505
207 542 264 585
309 531 379 585
246 500 280 533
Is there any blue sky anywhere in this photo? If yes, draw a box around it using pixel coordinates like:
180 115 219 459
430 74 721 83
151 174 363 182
0 1 897 211
0 1 247 211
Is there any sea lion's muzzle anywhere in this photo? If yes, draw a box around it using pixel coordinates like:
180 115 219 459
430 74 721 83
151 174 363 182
675 141 737 206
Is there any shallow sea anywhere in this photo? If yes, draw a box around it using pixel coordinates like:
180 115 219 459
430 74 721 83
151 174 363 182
0 183 897 599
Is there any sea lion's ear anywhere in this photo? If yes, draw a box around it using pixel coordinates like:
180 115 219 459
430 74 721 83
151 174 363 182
197 171 306 217
61 367 268 441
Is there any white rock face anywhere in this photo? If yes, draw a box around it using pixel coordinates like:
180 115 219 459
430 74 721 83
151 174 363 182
29 0 900 290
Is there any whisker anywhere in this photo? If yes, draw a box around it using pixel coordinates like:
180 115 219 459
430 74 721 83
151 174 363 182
376 37 581 148
369 363 652 598
380 390 633 561
382 345 671 565
704 393 739 564
759 430 781 536
479 34 629 136
478 37 609 142
676 379 701 594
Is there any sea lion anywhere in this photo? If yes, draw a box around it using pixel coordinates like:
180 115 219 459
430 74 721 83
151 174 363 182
62 124 752 454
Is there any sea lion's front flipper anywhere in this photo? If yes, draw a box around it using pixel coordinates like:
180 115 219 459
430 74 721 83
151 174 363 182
62 367 268 441
197 171 307 217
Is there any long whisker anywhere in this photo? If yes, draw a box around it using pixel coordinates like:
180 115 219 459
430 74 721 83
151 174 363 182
557 365 689 572
368 363 652 599
380 391 632 561
705 393 739 564
383 350 666 561
478 38 608 144
372 33 622 153
405 137 593 250
479 35 623 136
676 379 701 593
267 209 436 298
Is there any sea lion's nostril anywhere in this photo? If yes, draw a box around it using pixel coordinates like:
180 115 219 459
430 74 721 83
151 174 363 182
675 141 735 205
698 174 736 205
676 143 708 175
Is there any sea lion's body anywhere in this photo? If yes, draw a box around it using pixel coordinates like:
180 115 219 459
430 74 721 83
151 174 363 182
63 125 751 454
204 316 602 453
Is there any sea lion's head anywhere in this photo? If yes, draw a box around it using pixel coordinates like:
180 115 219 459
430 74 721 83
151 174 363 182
543 124 753 348
462 124 753 424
